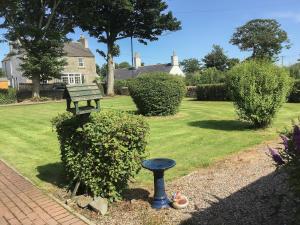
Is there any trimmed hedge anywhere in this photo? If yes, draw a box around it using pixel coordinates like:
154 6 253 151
52 111 149 201
129 72 186 116
0 88 17 105
289 79 300 103
196 83 230 101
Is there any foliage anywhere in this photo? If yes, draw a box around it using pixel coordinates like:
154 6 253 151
118 61 131 69
196 83 229 101
268 122 300 198
52 111 150 201
66 0 181 96
180 58 201 73
227 60 293 128
129 72 186 116
230 19 290 60
289 63 300 79
185 68 225 86
289 80 300 103
198 68 225 84
202 45 229 71
0 88 17 105
0 68 4 77
184 73 202 86
114 79 133 95
0 0 72 98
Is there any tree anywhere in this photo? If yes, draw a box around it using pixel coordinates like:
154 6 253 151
227 58 240 70
0 0 72 98
118 61 131 69
180 58 201 73
66 0 181 96
230 19 290 61
202 45 229 71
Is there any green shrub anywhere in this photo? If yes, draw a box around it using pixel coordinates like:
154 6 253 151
185 73 202 86
52 111 149 201
227 60 293 128
129 72 186 116
185 68 225 86
198 67 225 84
289 63 300 79
196 83 229 101
114 79 132 95
289 79 300 103
0 88 17 105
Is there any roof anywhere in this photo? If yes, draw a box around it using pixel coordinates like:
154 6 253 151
1 42 94 62
63 42 94 57
115 64 173 80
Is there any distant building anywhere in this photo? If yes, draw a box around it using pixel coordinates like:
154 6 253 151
114 51 185 80
1 36 97 88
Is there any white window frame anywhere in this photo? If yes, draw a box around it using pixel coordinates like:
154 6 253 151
78 58 85 68
61 73 83 85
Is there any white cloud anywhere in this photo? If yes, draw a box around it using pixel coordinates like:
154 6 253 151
270 11 300 23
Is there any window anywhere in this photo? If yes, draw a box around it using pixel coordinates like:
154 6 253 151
61 74 82 85
78 58 84 67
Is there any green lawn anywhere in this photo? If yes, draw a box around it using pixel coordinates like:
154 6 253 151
0 96 299 190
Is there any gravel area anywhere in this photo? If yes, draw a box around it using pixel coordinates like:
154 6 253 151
58 140 299 225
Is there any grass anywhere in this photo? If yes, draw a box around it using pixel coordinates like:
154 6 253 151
0 96 299 190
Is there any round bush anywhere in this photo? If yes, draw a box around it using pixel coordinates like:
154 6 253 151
227 60 293 128
52 111 149 201
129 72 186 116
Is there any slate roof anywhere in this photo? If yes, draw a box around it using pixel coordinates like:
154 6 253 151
63 42 94 57
2 42 94 62
115 63 173 80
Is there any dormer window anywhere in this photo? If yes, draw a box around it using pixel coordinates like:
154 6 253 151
78 58 84 68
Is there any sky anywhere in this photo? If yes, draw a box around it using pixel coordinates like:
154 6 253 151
0 0 299 67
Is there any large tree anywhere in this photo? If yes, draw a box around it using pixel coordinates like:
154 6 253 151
230 19 290 60
180 58 201 73
66 0 181 96
0 0 73 98
202 45 229 71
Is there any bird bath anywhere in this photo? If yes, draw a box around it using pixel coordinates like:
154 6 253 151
142 158 176 209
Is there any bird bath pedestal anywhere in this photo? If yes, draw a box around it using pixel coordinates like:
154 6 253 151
142 158 176 209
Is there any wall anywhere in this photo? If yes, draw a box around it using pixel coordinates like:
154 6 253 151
63 56 97 83
170 65 185 76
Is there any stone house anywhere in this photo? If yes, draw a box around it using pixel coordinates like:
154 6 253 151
1 36 97 88
114 51 185 80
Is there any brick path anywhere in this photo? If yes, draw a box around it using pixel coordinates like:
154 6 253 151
0 160 88 225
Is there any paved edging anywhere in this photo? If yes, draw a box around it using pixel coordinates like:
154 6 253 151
0 159 94 225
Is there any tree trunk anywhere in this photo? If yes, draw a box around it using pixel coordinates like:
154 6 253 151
32 75 40 98
106 43 115 96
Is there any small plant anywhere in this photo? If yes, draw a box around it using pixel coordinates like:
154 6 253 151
52 111 150 201
227 60 293 128
129 72 186 116
0 88 17 105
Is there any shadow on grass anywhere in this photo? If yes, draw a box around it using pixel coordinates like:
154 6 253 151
188 120 252 131
180 171 299 225
36 162 68 188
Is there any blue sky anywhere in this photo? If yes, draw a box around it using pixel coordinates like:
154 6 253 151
0 0 300 67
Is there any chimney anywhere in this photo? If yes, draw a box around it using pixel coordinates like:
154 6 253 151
171 51 179 66
134 52 142 69
79 35 88 48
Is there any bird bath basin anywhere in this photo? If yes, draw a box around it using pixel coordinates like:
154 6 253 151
142 158 176 209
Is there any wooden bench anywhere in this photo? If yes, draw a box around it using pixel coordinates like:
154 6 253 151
63 84 102 115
